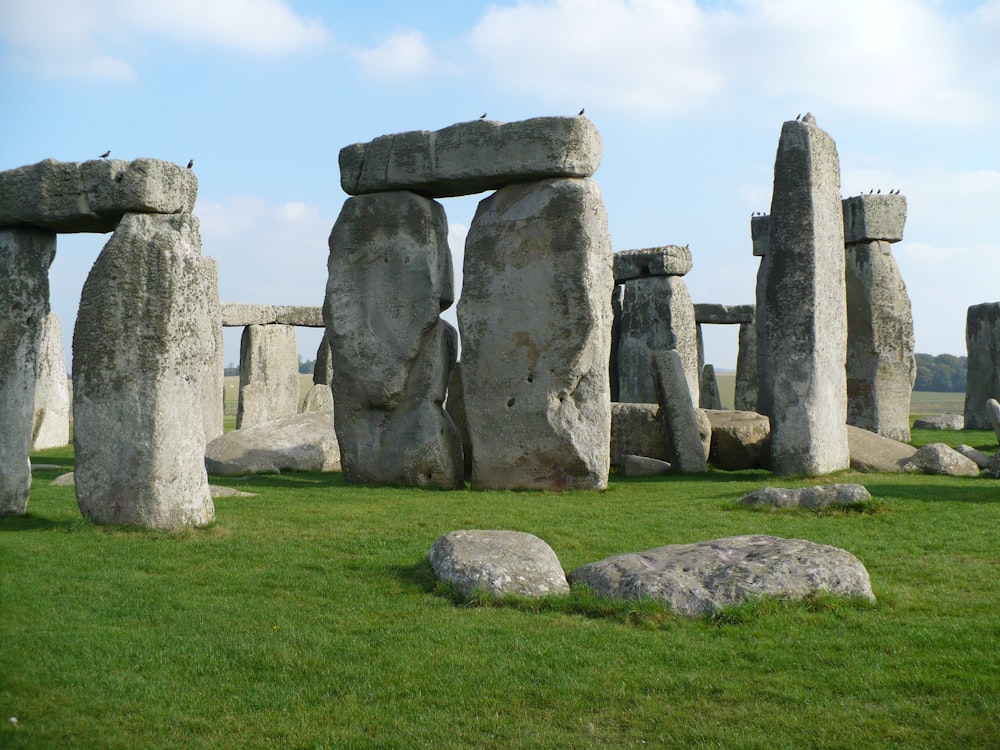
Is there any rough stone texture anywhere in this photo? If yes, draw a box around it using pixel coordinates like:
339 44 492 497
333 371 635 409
313 332 334 387
205 411 340 475
954 444 993 469
912 414 964 430
694 303 755 325
325 191 463 489
652 350 708 473
200 258 224 443
0 228 55 514
964 303 1000 430
618 275 699 405
737 484 872 510
300 383 334 413
73 213 214 528
734 319 759 412
699 364 723 410
759 117 849 475
341 116 601 198
986 451 1000 479
902 443 981 477
444 362 473 479
458 178 612 490
221 303 324 327
428 530 569 600
568 535 875 617
704 409 771 471
846 424 917 472
609 284 624 402
613 245 692 282
987 398 1000 442
236 324 300 430
30 312 70 451
845 239 915 441
754 246 773 418
842 194 906 244
0 158 197 233
621 454 672 476
610 403 669 465
751 214 770 257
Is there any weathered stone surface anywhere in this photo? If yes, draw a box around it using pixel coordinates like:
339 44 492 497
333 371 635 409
613 245 692 282
428 530 569 599
618 275 699 405
199 257 224 443
325 191 463 488
236 324 300 430
699 364 722 410
568 535 875 617
652 350 708 473
737 484 872 510
903 443 981 477
610 284 624 402
205 411 340 475
221 303 324 327
986 451 1000 479
694 303 755 325
964 303 1000 430
912 414 964 430
0 228 55 514
610 403 669 465
734 319 759 412
846 424 916 472
0 158 197 233
759 117 849 476
954 444 993 469
842 194 906 244
313 331 334 387
621 454 672 476
51 472 75 487
458 178 612 490
300 383 333 413
341 116 601 198
845 239 915 441
73 213 214 528
30 312 70 451
987 398 1000 442
751 214 770 257
704 409 771 470
444 362 473 479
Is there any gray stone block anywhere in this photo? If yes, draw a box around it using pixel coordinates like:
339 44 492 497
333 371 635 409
236 324 300 430
751 214 770 257
652 350 707 473
842 194 906 244
30 312 70 451
220 303 324 327
964 302 1000 430
613 245 692 282
694 303 754 325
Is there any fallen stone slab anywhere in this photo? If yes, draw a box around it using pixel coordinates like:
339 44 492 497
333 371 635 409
902 443 980 477
205 411 341 475
340 116 602 198
613 245 692 282
954 444 993 469
704 409 771 470
0 158 197 233
987 398 1000 442
221 303 324 327
568 535 875 617
621 455 672 476
652 350 707 473
693 303 755 325
912 414 964 430
737 483 872 510
51 472 75 487
846 424 917 472
609 402 710 468
428 530 569 600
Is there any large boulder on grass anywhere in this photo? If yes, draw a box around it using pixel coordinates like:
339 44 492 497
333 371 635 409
846 424 917 472
704 409 771 470
737 484 872 510
902 443 980 477
912 414 964 430
568 535 875 617
428 530 569 599
205 411 341 475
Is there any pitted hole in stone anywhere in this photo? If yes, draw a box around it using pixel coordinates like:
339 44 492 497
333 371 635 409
640 263 651 275
507 397 515 408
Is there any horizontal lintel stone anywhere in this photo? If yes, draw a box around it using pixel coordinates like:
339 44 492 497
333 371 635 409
339 116 602 198
694 303 755 325
0 158 197 233
842 194 906 244
221 303 324 327
613 245 692 282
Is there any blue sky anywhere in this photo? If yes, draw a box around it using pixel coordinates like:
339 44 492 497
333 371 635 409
2 0 999 371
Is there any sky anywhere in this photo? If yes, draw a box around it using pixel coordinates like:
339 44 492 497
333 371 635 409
2 0 999 372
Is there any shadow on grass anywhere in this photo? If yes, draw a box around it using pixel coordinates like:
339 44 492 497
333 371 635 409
0 513 66 532
864 478 1000 504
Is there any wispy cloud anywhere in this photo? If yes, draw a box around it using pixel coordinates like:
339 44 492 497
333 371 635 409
349 29 461 82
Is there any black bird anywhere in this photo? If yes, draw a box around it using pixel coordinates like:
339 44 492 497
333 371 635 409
578 108 585 116
868 189 874 194
100 150 110 158
796 113 801 120
187 159 194 169
479 113 487 119
876 188 881 194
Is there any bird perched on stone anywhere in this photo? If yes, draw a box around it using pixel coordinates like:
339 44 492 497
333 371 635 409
100 150 110 158
796 114 801 120
187 159 194 169
578 108 585 116
876 188 881 194
479 113 487 119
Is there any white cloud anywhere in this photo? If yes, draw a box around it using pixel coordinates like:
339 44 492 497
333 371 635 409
349 29 460 82
0 0 329 80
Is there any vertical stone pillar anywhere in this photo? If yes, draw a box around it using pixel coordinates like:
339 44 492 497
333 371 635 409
700 364 722 409
459 177 612 490
965 302 1000 429
73 213 215 528
843 194 914 441
324 191 463 488
200 258 224 442
752 215 772 417
236 323 300 429
760 115 849 476
31 311 70 451
609 284 623 402
734 318 758 412
0 228 55 514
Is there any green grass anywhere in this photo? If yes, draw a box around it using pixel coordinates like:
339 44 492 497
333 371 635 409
4 446 1000 749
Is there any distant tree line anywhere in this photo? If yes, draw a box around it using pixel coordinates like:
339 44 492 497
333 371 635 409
914 353 966 392
223 357 315 377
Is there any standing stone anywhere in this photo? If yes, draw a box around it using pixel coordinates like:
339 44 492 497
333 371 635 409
760 116 849 475
734 319 759 411
609 284 623 401
444 362 474 479
0 228 55 514
459 177 612 490
843 195 914 442
752 214 773 417
313 331 334 388
236 324 300 430
651 350 708 473
31 312 70 451
618 275 699 405
964 302 1000 430
73 213 215 528
199 258 224 442
324 191 463 488
700 364 723 410
987 398 1000 443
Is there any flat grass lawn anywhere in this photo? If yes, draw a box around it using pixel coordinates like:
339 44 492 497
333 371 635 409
4 442 1000 749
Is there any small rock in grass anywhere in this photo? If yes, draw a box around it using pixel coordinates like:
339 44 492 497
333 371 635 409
737 483 871 509
621 455 671 476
